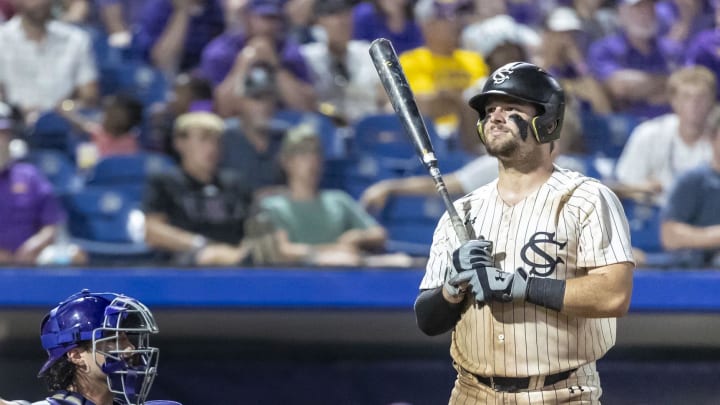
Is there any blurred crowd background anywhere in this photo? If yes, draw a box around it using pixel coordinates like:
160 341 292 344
1 0 720 270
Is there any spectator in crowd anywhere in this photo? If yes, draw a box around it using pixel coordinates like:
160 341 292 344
147 72 215 157
284 0 316 44
299 0 386 125
537 6 612 114
259 123 390 266
96 0 149 48
615 65 716 204
399 0 488 142
656 0 715 67
461 14 539 69
570 0 620 52
0 103 84 265
207 0 316 116
352 0 423 55
685 0 720 98
220 62 286 194
134 0 225 76
57 0 92 26
0 0 98 123
660 106 720 267
57 93 144 168
587 0 673 118
143 111 253 266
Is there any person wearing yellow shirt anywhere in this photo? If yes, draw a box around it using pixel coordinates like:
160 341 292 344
399 0 488 144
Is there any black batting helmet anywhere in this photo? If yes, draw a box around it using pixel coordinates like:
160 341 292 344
468 62 565 144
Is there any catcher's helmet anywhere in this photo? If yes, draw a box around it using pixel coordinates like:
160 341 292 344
468 62 565 144
39 289 159 405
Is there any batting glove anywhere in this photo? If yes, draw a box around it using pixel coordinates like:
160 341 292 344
507 267 530 302
452 239 494 273
448 266 514 304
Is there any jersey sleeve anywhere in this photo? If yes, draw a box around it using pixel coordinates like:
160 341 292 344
575 183 635 268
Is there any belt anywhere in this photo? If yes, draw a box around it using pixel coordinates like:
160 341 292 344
470 368 576 393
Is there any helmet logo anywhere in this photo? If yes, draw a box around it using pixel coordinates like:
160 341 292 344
492 63 523 85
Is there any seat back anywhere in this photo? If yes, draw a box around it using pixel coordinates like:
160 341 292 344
26 149 82 193
85 153 173 187
351 113 445 165
63 187 145 243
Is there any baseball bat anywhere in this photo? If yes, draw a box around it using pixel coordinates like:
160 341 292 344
369 38 469 243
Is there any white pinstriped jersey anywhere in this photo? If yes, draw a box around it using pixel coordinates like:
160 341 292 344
420 167 635 378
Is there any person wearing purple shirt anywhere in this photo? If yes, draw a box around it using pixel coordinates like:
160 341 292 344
0 109 65 265
352 0 423 55
209 0 316 116
656 0 715 67
587 0 672 118
686 2 720 98
134 0 224 75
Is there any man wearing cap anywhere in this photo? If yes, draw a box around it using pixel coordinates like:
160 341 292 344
258 123 388 266
299 0 387 125
134 0 225 75
220 62 287 193
0 104 70 265
537 7 612 114
143 111 254 265
202 0 316 115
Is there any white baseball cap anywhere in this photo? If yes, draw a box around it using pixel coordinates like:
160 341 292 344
461 15 541 57
547 7 582 32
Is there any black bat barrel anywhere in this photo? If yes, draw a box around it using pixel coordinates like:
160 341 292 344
369 38 438 169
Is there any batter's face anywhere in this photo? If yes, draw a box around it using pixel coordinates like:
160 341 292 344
481 96 539 159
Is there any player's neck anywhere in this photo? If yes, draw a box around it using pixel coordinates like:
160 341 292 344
496 161 554 206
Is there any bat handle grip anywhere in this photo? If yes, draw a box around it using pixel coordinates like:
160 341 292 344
428 166 470 243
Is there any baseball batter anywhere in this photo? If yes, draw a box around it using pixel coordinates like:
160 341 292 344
414 62 635 404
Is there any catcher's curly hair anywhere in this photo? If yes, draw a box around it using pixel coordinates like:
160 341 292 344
41 342 91 391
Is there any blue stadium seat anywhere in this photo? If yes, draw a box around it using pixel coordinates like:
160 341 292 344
379 195 447 256
28 112 73 152
272 109 343 158
62 186 153 262
622 198 663 253
25 149 82 193
99 62 168 107
580 111 643 158
324 155 419 199
351 113 446 165
85 152 173 184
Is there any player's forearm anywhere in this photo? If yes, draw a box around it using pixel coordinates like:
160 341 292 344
661 221 720 250
561 262 634 318
414 287 464 336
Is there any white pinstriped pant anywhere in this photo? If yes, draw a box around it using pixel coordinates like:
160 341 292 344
449 362 601 404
